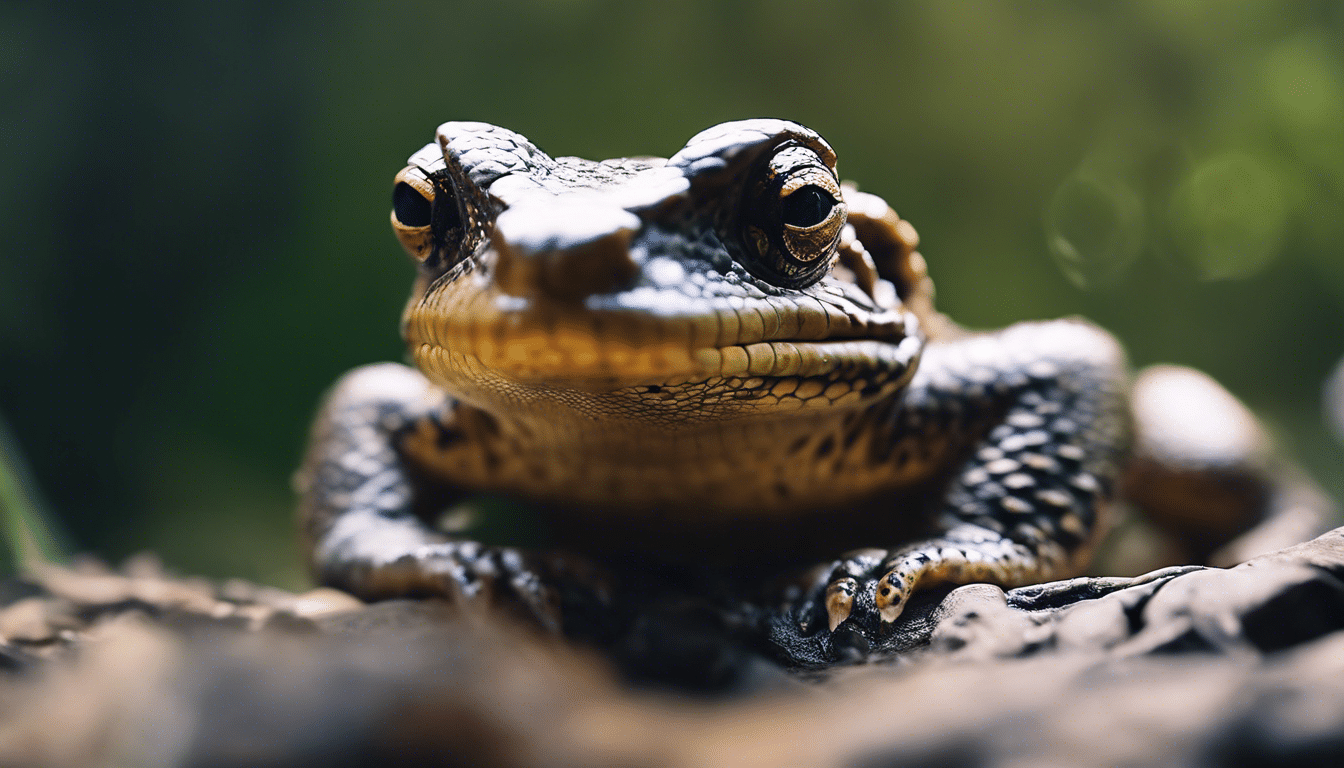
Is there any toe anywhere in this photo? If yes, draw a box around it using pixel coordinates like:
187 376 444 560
825 577 858 631
874 571 909 623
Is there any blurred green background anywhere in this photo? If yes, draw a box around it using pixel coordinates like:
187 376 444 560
3 1 1342 589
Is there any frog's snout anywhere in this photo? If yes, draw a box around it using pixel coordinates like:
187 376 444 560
493 200 641 302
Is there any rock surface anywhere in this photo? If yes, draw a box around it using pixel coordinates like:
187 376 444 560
4 530 1344 767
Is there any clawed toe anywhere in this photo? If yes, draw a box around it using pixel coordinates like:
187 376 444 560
803 552 915 635
410 543 569 631
824 577 857 631
873 571 911 624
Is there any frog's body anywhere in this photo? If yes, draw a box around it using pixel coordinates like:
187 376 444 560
297 120 1327 647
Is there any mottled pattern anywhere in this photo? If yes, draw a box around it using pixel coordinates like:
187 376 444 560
807 321 1127 630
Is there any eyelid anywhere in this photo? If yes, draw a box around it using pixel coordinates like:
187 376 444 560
394 166 436 201
780 167 840 197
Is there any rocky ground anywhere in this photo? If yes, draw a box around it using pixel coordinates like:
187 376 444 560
4 524 1344 767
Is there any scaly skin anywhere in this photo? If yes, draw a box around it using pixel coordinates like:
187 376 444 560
296 120 1330 649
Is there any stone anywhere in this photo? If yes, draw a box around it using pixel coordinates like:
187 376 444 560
3 530 1344 766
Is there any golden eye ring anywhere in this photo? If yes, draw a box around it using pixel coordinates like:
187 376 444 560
390 165 465 268
737 144 847 289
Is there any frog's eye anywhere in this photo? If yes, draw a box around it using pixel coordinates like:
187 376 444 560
737 144 847 289
393 181 432 227
391 165 463 266
781 185 836 228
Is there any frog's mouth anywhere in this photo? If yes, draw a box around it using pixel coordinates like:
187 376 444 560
403 273 922 400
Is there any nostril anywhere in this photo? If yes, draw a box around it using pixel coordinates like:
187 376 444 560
494 202 641 301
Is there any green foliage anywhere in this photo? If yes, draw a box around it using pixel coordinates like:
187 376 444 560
2 0 1341 582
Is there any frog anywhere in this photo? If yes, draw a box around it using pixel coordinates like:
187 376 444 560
296 119 1329 654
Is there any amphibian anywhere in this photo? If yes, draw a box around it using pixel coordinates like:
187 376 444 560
297 120 1327 651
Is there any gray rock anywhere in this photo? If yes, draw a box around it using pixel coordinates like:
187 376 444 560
3 529 1344 766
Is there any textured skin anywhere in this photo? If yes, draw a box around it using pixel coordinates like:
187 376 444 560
296 120 1328 652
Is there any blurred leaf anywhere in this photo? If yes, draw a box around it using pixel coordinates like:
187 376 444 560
0 413 67 572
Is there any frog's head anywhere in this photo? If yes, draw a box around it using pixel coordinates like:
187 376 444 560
392 120 929 428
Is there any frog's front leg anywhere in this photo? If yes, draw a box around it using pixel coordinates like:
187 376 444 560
296 363 594 629
814 319 1129 633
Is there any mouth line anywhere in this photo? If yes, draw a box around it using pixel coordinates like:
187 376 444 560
405 284 918 387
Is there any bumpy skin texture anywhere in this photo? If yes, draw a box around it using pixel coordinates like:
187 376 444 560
296 120 1323 652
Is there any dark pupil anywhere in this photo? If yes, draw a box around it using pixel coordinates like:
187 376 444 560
393 182 433 227
780 185 834 228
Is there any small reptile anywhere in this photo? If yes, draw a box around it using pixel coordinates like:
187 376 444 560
297 120 1328 651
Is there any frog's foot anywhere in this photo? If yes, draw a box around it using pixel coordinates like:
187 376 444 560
367 543 611 633
804 527 1052 632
